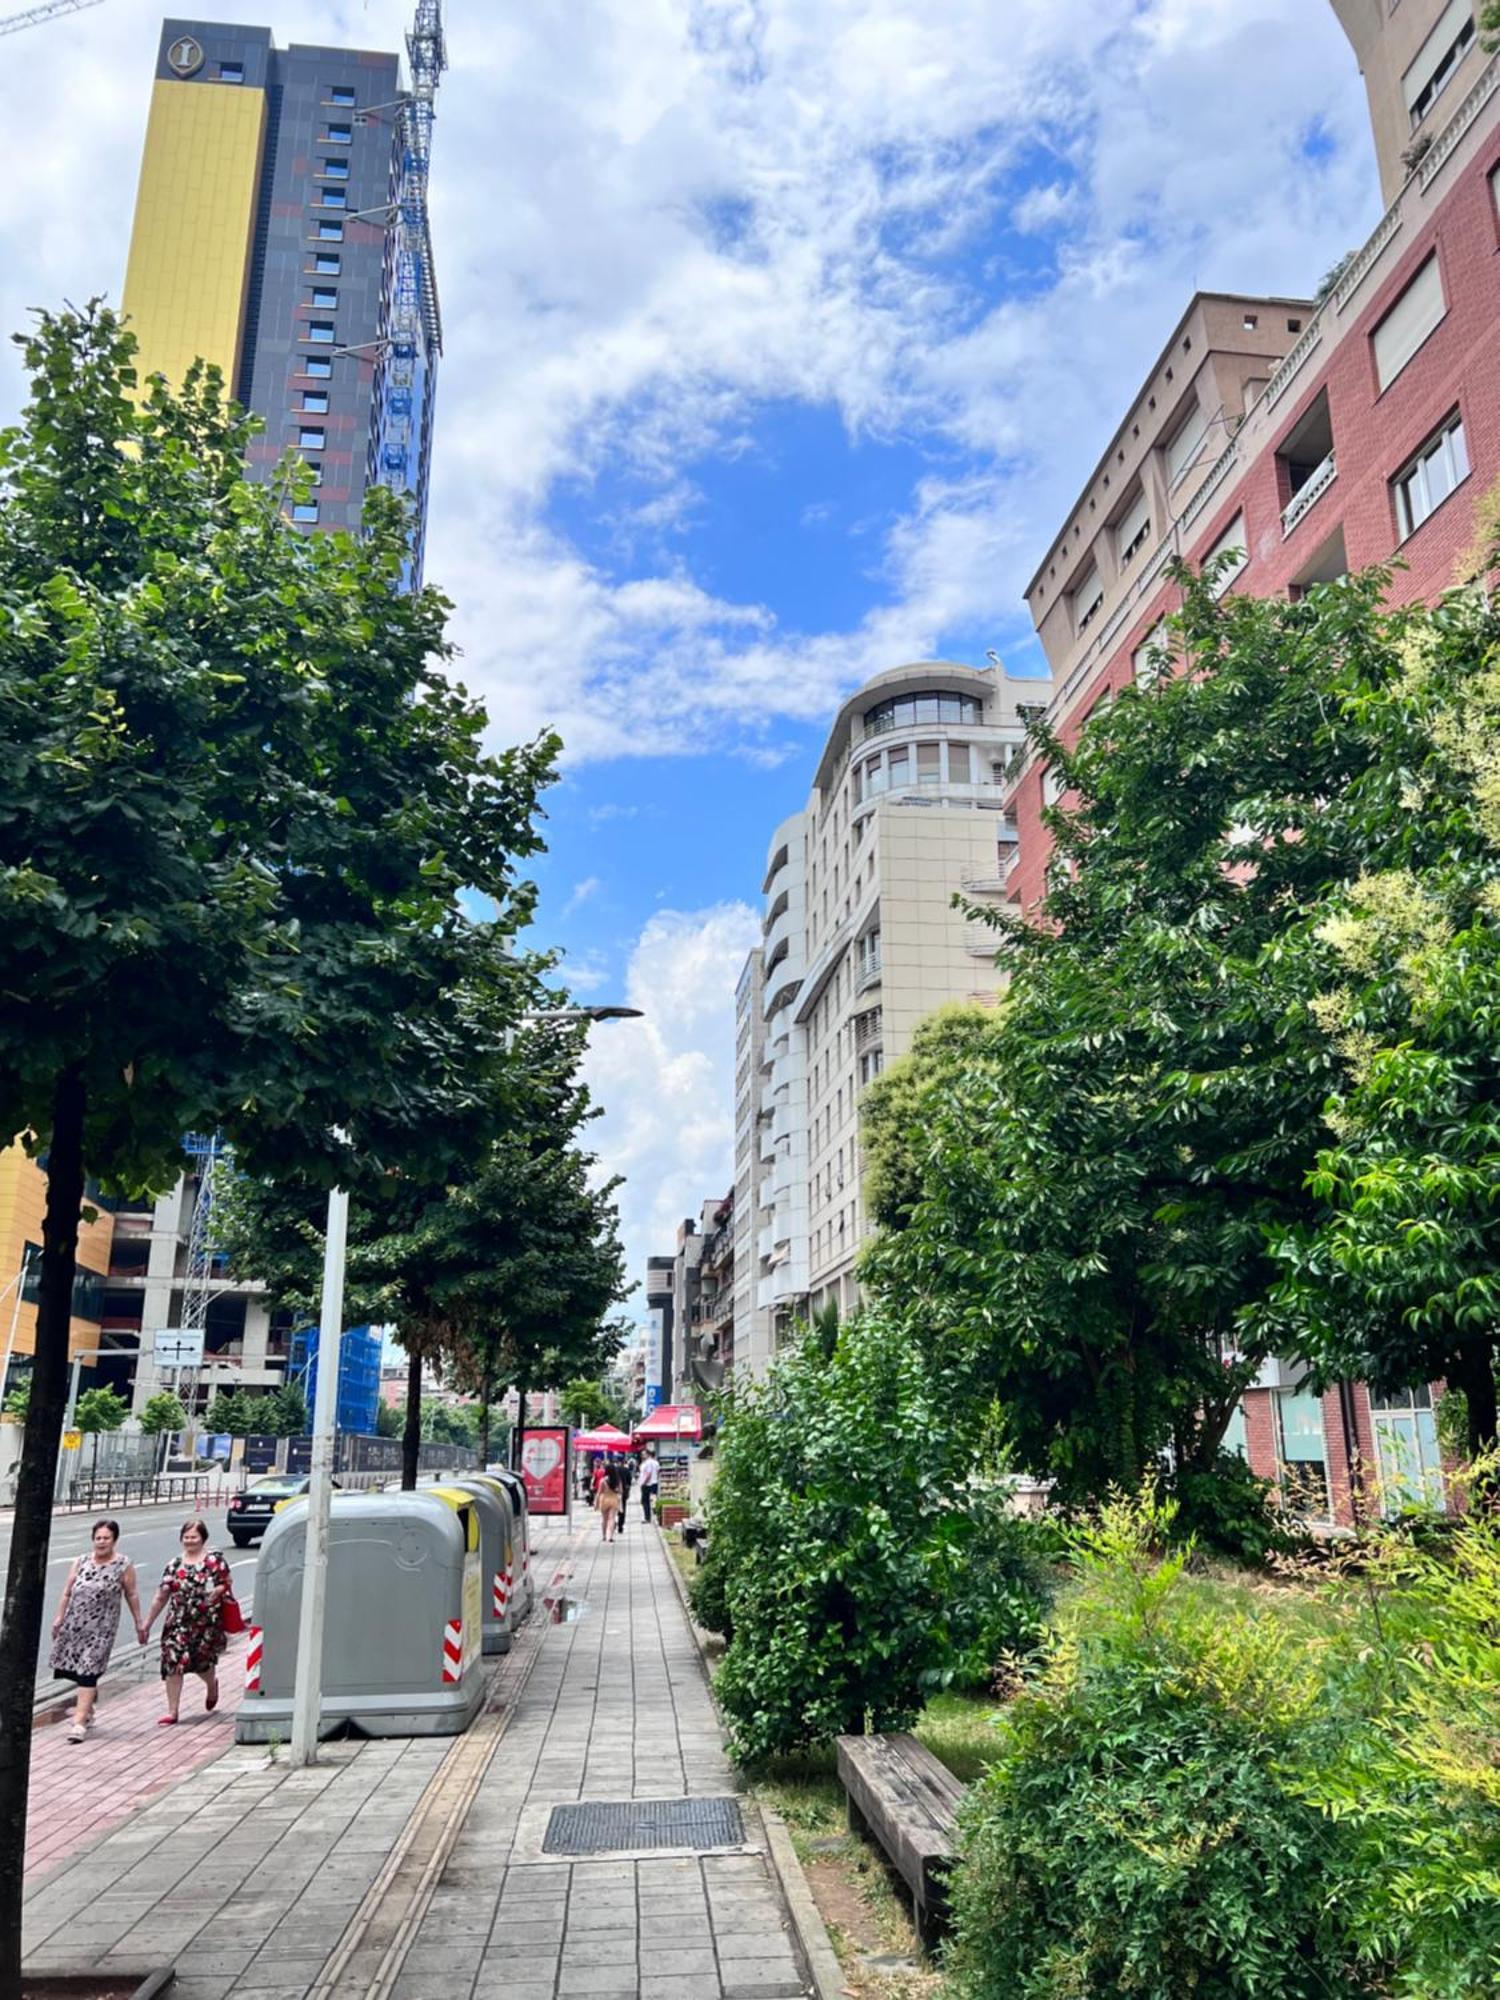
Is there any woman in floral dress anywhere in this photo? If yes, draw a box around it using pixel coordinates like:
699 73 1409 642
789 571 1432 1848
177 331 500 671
49 1518 146 1742
142 1517 231 1724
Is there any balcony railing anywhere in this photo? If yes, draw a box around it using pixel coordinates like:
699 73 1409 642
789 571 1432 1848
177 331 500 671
855 954 882 994
1281 452 1336 537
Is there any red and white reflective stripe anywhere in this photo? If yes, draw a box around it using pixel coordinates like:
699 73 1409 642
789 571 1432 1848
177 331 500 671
521 1544 531 1587
245 1627 263 1692
492 1568 510 1619
441 1619 463 1683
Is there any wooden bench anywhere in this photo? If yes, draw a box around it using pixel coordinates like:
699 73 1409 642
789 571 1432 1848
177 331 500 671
836 1732 965 1949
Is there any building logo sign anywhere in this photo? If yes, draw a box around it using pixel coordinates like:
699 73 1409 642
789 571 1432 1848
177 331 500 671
166 34 205 77
644 1307 664 1407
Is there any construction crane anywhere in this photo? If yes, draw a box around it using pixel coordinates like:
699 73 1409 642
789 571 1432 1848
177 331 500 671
369 0 447 582
174 1130 227 1438
0 0 105 38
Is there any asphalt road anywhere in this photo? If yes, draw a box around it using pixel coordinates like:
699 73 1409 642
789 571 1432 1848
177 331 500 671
0 1501 261 1689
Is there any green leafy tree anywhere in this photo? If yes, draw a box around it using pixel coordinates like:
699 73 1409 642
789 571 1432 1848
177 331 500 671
0 302 554 1977
1 1385 28 1422
72 1384 128 1479
558 1377 610 1428
1267 571 1500 1458
267 1383 308 1439
204 1389 249 1436
138 1391 187 1437
375 1399 403 1440
863 565 1400 1502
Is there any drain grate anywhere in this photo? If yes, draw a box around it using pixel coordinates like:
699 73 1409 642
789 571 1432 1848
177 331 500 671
543 1796 745 1855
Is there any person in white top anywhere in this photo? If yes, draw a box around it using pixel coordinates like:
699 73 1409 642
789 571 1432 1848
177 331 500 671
638 1445 660 1525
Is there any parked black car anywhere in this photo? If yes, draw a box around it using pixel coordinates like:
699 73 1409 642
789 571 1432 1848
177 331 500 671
227 1472 338 1546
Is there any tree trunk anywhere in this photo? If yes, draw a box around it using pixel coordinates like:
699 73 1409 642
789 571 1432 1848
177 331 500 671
401 1351 422 1490
0 1067 86 2000
477 1363 493 1469
513 1384 527 1469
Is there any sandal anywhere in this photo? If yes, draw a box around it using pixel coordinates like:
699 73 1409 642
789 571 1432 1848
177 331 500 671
67 1723 86 1743
156 1714 178 1727
205 1678 219 1712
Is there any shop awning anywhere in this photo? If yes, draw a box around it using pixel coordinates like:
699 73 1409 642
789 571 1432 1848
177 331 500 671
572 1425 634 1453
633 1404 705 1443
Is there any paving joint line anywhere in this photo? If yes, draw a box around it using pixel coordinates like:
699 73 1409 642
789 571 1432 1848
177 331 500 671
307 1526 588 2000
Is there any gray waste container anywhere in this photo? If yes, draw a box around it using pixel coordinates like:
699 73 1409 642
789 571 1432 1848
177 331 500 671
485 1465 536 1620
413 1474 516 1655
236 1488 486 1742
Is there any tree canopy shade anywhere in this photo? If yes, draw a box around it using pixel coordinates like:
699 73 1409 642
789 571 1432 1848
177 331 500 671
0 303 556 1995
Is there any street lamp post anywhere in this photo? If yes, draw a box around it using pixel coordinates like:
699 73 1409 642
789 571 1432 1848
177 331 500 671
286 1003 640 1767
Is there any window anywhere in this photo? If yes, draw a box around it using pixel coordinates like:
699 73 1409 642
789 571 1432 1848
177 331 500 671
858 1048 883 1085
1371 1384 1445 1514
1242 312 1258 330
1276 1388 1330 1519
306 323 336 344
1132 618 1169 687
325 123 353 145
318 189 347 210
1372 255 1445 390
310 288 338 310
321 158 350 180
217 61 244 83
1114 487 1151 567
1165 399 1210 486
304 356 333 378
1403 0 1475 128
1072 563 1104 634
304 462 324 487
886 746 910 788
298 427 326 449
300 391 329 413
916 743 941 785
1394 411 1468 537
317 220 344 241
1204 512 1247 598
948 742 972 784
314 253 341 274
291 501 320 524
329 85 357 107
864 691 982 733
865 756 887 796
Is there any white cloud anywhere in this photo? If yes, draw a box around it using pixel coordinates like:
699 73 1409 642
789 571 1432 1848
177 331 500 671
0 0 1381 773
563 875 604 916
581 900 760 1297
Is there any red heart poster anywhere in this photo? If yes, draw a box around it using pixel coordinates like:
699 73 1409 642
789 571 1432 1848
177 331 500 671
520 1426 570 1516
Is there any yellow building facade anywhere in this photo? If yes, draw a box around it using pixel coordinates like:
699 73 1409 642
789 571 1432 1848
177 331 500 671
120 76 267 392
0 1143 116 1387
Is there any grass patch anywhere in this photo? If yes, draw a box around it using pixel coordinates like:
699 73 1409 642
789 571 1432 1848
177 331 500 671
914 1689 1007 1784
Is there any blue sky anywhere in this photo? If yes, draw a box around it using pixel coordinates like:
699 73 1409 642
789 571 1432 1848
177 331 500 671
0 0 1387 1306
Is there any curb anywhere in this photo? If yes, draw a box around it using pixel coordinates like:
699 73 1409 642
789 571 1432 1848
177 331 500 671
657 1528 847 2000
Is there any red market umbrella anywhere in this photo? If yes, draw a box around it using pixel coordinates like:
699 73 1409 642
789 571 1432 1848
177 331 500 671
632 1404 704 1445
573 1425 634 1453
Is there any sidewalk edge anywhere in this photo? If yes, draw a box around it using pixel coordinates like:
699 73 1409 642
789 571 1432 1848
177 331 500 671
658 1530 846 2000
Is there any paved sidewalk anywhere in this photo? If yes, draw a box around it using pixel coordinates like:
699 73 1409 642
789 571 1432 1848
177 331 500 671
22 1517 811 2000
26 1636 249 1878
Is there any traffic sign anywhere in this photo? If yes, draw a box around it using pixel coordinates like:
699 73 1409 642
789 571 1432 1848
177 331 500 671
152 1329 204 1368
61 1430 81 1451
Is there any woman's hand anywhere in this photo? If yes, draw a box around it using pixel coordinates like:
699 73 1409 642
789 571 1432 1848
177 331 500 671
50 1614 63 1638
136 1621 150 1644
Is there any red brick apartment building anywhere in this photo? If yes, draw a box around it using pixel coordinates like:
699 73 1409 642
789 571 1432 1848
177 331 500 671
1004 1 1499 1524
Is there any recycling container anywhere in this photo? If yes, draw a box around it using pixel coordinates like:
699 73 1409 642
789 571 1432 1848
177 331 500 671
416 1474 516 1655
485 1464 535 1620
236 1488 485 1742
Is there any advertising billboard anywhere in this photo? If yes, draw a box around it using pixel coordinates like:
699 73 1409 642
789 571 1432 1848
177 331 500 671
519 1426 570 1516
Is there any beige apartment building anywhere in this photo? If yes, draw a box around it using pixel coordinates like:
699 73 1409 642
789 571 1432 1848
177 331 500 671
735 657 1052 1343
1334 0 1489 201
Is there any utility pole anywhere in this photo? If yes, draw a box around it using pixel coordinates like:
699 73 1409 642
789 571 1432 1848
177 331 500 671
288 1181 349 1765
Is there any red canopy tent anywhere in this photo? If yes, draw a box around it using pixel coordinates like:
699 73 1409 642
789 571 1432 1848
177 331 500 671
572 1425 634 1454
632 1404 705 1445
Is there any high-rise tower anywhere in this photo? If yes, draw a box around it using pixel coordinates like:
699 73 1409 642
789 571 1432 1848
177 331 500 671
121 14 442 579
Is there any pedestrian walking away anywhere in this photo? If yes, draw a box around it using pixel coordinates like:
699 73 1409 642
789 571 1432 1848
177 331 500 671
638 1443 659 1524
48 1518 146 1743
141 1517 232 1725
597 1463 622 1543
615 1452 634 1535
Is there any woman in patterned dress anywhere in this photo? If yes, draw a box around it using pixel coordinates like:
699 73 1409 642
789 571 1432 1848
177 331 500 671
49 1518 146 1743
141 1517 232 1725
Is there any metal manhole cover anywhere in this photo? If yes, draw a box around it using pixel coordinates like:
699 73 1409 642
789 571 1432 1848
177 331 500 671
544 1796 744 1855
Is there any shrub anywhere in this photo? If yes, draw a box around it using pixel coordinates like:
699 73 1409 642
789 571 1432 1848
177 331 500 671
1170 1449 1293 1568
945 1502 1057 1691
943 1491 1362 2000
706 1309 980 1762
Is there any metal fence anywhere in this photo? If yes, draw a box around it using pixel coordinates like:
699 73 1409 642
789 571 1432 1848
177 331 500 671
65 1472 221 1511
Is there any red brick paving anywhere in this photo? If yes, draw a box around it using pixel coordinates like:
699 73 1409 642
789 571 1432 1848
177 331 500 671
25 1635 249 1882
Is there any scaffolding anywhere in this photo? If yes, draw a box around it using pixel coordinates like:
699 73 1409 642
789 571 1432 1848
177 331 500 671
175 1131 227 1419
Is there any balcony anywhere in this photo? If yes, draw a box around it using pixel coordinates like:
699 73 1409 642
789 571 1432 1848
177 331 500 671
854 953 882 995
1281 452 1336 537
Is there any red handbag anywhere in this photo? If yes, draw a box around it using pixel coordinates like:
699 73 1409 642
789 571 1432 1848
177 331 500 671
221 1587 247 1636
